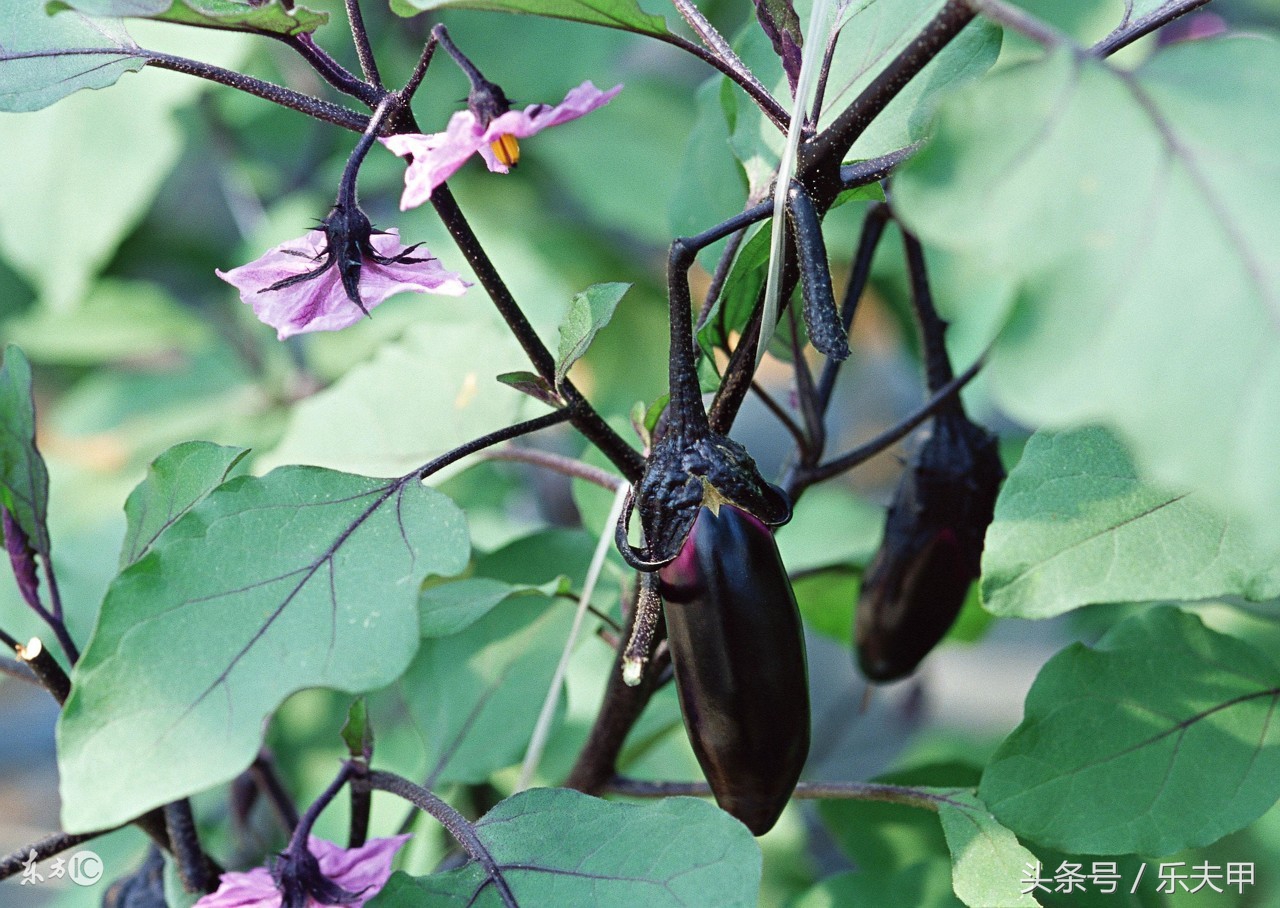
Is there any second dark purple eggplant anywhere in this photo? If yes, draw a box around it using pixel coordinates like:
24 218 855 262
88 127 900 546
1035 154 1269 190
659 504 809 836
855 409 1004 682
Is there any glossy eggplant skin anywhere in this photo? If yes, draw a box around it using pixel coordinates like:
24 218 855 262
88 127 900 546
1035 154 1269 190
856 410 1004 682
660 505 809 836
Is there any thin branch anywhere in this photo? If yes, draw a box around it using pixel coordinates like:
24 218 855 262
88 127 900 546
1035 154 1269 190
482 447 622 491
751 381 808 452
249 753 300 835
605 777 959 811
696 224 748 333
902 230 955 394
654 33 789 130
348 763 371 849
345 0 384 88
1093 0 1215 56
415 411 574 482
164 801 218 894
669 0 783 130
792 355 985 491
366 771 517 908
280 33 380 106
430 185 645 481
0 828 120 881
400 32 440 105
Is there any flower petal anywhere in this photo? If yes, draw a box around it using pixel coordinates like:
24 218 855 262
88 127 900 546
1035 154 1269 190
381 110 487 209
483 81 623 142
311 835 411 905
217 229 468 340
193 866 281 908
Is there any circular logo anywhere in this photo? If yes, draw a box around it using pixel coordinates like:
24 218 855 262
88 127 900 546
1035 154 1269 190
68 850 103 887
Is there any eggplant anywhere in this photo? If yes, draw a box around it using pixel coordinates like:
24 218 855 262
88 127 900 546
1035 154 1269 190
659 504 809 835
856 409 1004 682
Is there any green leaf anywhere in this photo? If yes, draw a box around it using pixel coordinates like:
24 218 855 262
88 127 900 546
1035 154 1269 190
0 6 143 112
980 607 1280 855
983 427 1280 620
48 0 327 36
341 698 372 760
893 38 1280 551
389 0 670 38
259 307 530 479
388 592 571 785
793 569 857 642
118 441 249 568
495 371 563 409
794 864 962 908
776 484 883 573
0 22 244 309
932 788 1042 908
57 467 470 831
0 346 51 558
369 789 761 907
6 279 214 365
418 576 559 637
669 79 748 244
554 282 629 389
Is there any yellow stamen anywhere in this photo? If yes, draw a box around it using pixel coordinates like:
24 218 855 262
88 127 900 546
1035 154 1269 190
490 134 520 167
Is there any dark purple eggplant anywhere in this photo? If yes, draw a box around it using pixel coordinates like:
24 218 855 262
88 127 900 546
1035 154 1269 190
659 504 809 836
856 409 1004 682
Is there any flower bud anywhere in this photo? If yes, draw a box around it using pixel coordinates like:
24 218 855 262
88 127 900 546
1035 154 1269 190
660 505 809 835
856 411 1004 681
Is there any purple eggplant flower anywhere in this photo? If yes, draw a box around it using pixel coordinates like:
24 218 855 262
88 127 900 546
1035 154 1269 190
217 225 469 341
194 835 409 908
381 81 623 209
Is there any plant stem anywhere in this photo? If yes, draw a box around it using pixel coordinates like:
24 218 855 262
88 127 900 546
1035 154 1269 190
429 186 645 481
1093 0 1215 55
413 411 573 482
288 763 353 853
0 828 119 881
902 231 955 395
348 762 371 848
249 753 300 835
482 447 622 491
344 0 384 88
164 801 218 894
655 33 789 130
366 771 518 908
282 33 381 106
17 638 69 704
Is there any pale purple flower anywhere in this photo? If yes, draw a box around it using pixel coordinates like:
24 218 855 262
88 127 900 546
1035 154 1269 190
381 81 623 209
217 227 469 341
194 835 409 908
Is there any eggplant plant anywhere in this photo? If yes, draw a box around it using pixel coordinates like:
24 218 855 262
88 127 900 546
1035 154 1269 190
1 0 1279 906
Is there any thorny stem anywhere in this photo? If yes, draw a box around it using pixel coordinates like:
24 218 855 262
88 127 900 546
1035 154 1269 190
401 32 440 106
366 771 518 908
430 186 646 481
164 801 219 894
344 0 384 88
336 97 395 210
283 34 381 107
0 829 120 882
1093 0 1215 55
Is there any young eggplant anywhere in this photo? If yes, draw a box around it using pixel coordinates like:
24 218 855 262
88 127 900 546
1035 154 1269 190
855 408 1003 682
659 504 809 836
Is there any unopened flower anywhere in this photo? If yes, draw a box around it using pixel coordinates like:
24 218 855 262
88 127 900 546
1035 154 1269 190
381 81 622 209
217 203 469 340
194 835 409 908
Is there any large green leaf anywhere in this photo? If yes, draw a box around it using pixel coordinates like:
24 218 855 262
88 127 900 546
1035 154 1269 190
893 38 1280 550
794 864 961 908
57 466 470 831
932 789 1042 908
48 0 327 36
385 592 571 786
0 6 143 112
118 441 249 568
369 789 761 907
389 0 670 38
258 308 530 479
0 346 51 557
983 427 1280 619
980 607 1280 855
0 22 245 309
